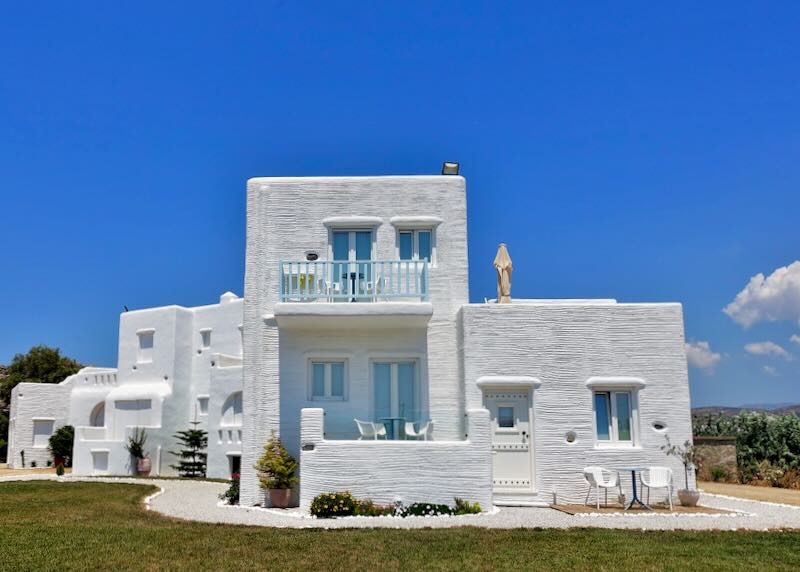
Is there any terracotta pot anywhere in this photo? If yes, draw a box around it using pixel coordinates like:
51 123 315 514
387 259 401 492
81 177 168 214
269 489 292 509
137 457 152 476
678 489 700 507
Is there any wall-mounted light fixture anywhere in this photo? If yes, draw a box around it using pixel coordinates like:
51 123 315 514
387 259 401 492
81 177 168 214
441 161 460 175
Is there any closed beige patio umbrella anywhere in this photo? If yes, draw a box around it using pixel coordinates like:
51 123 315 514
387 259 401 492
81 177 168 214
493 243 513 304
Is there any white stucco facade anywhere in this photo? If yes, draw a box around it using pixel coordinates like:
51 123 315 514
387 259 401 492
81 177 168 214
240 174 693 510
9 173 693 512
8 293 244 479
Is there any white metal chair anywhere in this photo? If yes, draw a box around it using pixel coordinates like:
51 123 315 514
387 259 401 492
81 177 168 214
641 466 674 510
583 466 622 509
404 420 433 441
317 278 342 302
355 419 387 440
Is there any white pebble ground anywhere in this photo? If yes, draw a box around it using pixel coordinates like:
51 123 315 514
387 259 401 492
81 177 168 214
3 475 799 531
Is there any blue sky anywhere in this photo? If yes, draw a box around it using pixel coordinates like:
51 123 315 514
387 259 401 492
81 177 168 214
1 3 799 407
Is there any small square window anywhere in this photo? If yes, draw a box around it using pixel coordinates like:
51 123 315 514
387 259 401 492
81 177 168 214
309 361 347 400
137 330 154 363
498 406 515 428
32 419 54 448
197 397 209 415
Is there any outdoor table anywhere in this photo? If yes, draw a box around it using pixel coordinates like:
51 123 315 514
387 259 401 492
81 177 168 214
379 416 406 440
620 466 652 511
343 272 365 302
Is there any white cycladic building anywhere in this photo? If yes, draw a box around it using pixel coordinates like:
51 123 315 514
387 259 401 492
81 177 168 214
240 175 693 510
8 292 244 479
9 173 693 510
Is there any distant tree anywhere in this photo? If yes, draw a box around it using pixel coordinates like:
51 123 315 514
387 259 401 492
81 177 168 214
170 420 208 478
0 346 82 405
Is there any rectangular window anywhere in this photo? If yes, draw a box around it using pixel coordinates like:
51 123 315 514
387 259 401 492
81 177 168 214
197 396 209 415
397 229 434 263
32 419 55 448
372 361 418 423
137 330 155 363
200 329 211 349
594 391 634 444
498 406 515 428
309 361 347 400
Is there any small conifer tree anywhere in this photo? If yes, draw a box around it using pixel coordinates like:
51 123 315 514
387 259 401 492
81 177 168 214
170 419 208 478
254 431 298 490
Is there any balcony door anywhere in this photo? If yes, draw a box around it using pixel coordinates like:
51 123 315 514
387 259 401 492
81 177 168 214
373 361 417 438
332 230 372 300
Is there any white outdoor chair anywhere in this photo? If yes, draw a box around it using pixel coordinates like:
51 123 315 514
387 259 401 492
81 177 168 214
641 466 674 510
366 275 386 301
404 420 433 441
317 278 342 302
583 466 622 509
355 419 387 440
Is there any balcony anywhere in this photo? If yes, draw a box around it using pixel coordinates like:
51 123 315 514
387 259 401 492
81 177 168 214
280 260 428 303
274 260 432 329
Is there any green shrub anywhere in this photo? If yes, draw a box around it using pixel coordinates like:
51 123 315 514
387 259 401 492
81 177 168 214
354 499 394 516
693 411 800 487
310 492 357 518
454 497 482 514
55 463 65 476
219 473 240 505
310 493 484 518
710 466 728 482
48 425 75 468
400 502 454 517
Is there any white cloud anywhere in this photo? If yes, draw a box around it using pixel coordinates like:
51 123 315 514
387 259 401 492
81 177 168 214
763 365 778 376
744 341 793 361
724 261 800 327
791 334 800 345
685 341 722 374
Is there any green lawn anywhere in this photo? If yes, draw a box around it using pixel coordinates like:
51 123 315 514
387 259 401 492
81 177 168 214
1 481 799 571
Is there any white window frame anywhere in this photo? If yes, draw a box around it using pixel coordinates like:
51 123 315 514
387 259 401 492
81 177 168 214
308 359 348 401
396 228 435 266
32 418 55 449
136 329 155 364
197 395 210 416
592 389 638 448
199 328 212 350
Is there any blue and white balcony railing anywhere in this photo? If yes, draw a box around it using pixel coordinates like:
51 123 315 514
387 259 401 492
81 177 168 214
279 260 429 302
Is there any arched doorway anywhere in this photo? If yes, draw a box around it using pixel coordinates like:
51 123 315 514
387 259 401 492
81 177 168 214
89 402 105 427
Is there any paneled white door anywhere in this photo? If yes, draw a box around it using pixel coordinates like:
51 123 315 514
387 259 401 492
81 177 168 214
483 390 534 492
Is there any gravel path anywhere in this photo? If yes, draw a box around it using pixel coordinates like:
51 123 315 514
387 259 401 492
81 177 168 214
3 475 800 530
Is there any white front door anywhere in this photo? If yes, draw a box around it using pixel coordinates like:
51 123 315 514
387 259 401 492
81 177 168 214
484 390 534 492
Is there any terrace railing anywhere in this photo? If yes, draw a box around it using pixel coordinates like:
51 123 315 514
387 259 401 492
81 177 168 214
279 260 429 302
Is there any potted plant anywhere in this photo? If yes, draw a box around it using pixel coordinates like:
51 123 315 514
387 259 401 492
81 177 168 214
662 436 702 506
254 431 298 508
48 425 74 469
126 427 151 476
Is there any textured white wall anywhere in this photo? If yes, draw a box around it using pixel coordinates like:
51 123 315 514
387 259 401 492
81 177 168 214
298 407 492 511
461 302 694 503
207 360 243 479
278 327 429 452
242 176 469 506
1 294 248 477
7 382 72 468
